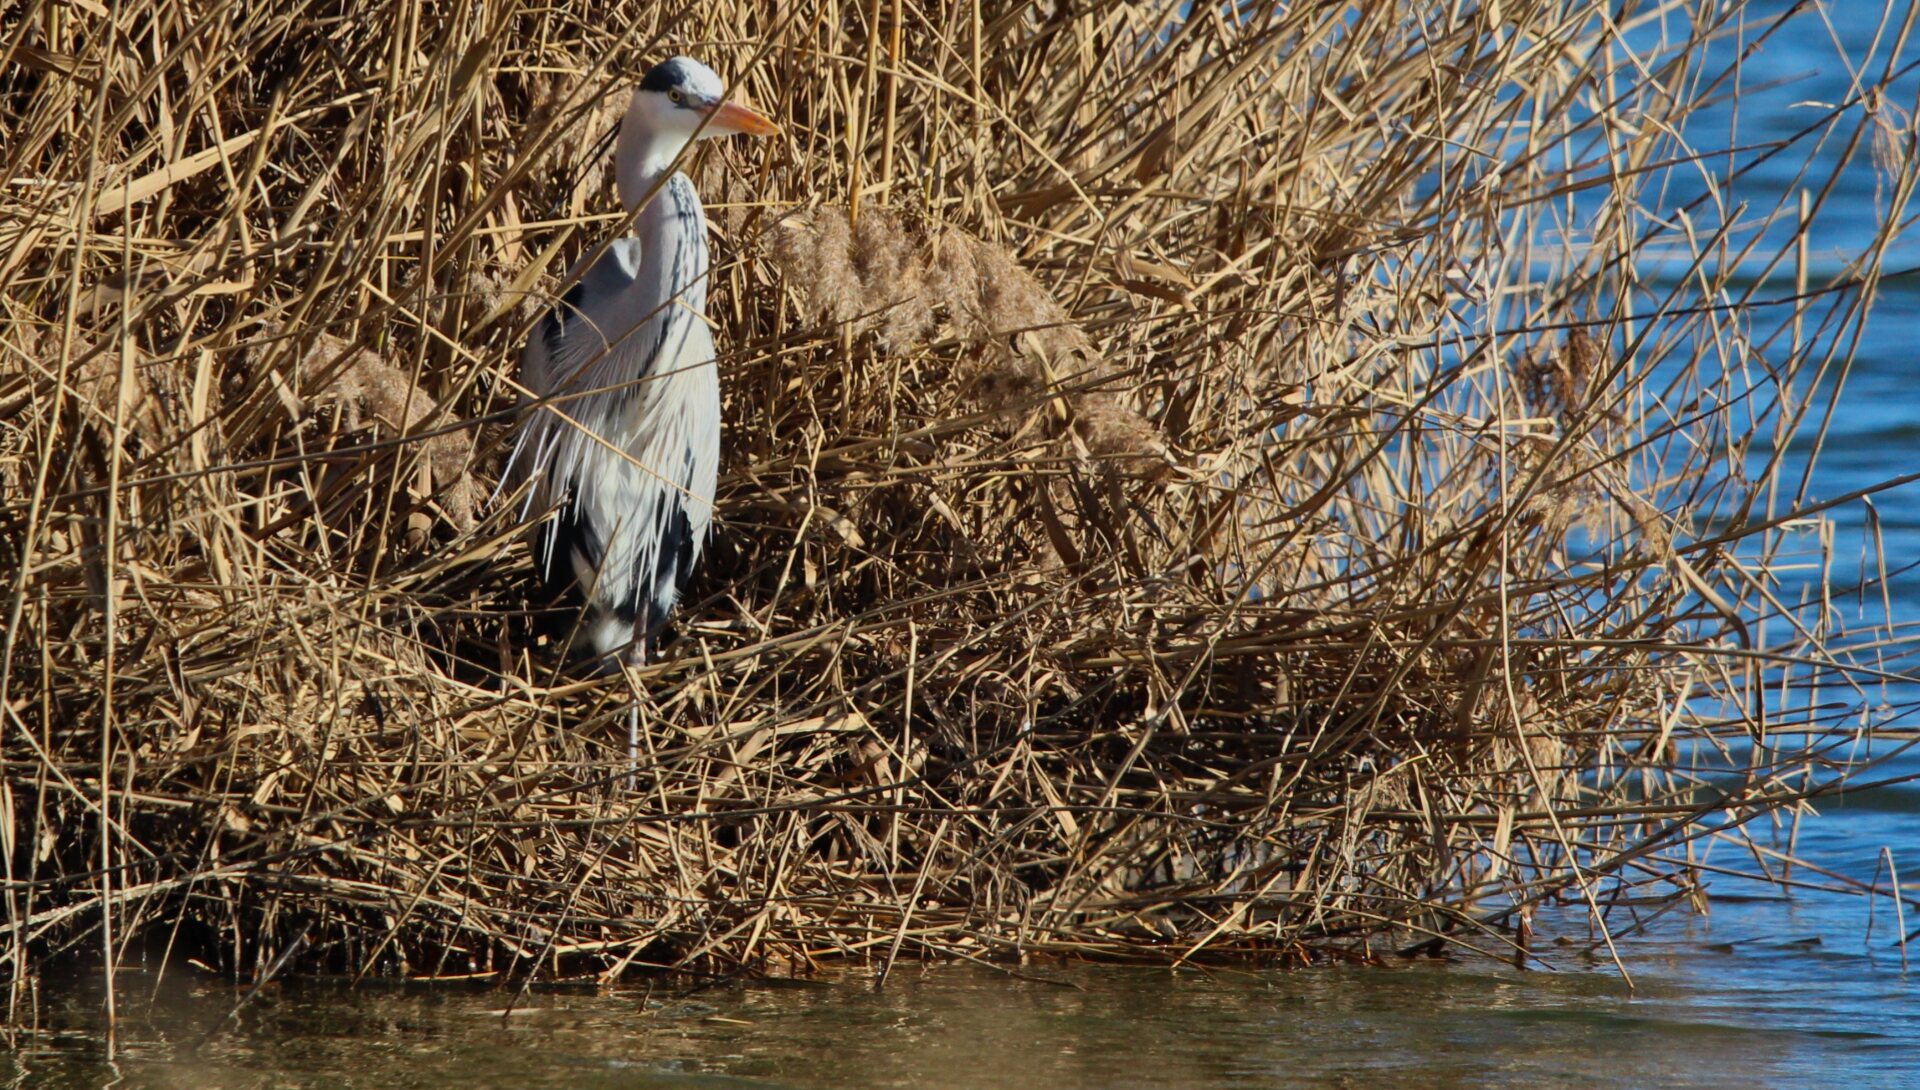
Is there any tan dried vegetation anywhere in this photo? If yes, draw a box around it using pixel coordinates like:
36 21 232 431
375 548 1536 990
1 0 1914 988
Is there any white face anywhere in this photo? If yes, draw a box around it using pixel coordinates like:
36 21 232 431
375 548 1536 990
629 57 730 140
615 56 778 204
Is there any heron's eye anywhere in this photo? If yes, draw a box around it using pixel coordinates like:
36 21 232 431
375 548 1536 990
668 89 683 104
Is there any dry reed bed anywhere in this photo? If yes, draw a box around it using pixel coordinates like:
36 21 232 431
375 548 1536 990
1 0 1915 985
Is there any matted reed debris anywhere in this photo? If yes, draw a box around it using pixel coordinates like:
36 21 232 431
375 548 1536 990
2 0 1915 985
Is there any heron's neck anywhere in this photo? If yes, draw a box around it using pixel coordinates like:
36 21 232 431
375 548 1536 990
614 105 693 215
611 126 710 350
632 172 709 312
616 113 709 297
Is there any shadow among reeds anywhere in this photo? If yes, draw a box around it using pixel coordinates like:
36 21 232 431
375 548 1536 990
2 0 1915 984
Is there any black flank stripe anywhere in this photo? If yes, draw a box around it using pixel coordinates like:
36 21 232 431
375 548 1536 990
543 278 588 359
546 500 600 592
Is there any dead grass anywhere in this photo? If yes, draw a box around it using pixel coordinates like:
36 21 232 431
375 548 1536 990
2 0 1917 989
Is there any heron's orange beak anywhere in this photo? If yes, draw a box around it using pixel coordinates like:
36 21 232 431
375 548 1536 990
709 100 780 138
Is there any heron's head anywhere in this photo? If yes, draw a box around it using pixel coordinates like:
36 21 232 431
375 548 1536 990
629 56 779 142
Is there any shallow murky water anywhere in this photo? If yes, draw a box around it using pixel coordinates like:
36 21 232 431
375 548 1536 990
10 911 1920 1090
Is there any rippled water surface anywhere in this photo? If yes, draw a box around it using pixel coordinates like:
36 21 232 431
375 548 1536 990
19 2 1920 1087
7 929 1917 1090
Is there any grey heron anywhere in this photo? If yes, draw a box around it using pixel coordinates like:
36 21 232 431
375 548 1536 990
511 57 777 677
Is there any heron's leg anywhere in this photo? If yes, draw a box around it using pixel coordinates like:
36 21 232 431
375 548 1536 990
622 607 648 791
625 704 638 793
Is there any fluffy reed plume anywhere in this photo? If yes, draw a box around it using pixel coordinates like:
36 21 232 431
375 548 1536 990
771 205 1158 468
293 331 480 531
1 0 1914 989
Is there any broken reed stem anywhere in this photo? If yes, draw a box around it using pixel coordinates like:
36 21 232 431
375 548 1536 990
1883 847 1910 972
0 0 1914 987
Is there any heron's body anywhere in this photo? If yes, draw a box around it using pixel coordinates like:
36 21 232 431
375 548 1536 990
517 176 719 659
510 57 775 666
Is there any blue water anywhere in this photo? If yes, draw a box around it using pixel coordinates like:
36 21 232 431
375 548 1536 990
1526 2 1920 1084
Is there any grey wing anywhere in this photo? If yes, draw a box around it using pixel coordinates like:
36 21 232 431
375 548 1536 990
503 237 645 521
520 237 647 398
